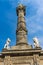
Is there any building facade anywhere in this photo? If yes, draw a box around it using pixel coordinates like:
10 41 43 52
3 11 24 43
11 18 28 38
0 4 43 65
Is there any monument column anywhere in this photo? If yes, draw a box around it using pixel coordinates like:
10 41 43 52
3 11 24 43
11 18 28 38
16 4 28 45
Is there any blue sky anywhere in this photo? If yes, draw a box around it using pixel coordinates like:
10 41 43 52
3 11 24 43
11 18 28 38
0 0 43 51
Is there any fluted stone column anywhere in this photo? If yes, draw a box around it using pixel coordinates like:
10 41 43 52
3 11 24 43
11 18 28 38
16 4 28 45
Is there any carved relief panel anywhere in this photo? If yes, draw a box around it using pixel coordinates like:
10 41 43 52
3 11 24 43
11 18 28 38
11 56 33 65
33 54 39 65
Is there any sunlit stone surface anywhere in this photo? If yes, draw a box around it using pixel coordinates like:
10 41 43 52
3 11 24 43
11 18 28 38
0 4 43 65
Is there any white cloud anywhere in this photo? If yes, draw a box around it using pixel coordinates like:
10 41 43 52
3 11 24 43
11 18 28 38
23 0 43 34
26 16 43 34
19 0 30 5
19 0 43 18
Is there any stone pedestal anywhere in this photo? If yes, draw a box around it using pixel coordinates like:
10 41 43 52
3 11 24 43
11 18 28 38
0 47 42 65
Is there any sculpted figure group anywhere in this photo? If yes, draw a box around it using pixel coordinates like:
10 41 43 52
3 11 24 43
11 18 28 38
33 37 40 48
4 38 11 49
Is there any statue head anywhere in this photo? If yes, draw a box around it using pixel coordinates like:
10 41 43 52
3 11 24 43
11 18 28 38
6 38 11 44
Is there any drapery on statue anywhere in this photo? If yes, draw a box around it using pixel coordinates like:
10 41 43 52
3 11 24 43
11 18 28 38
4 38 11 49
33 37 40 48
